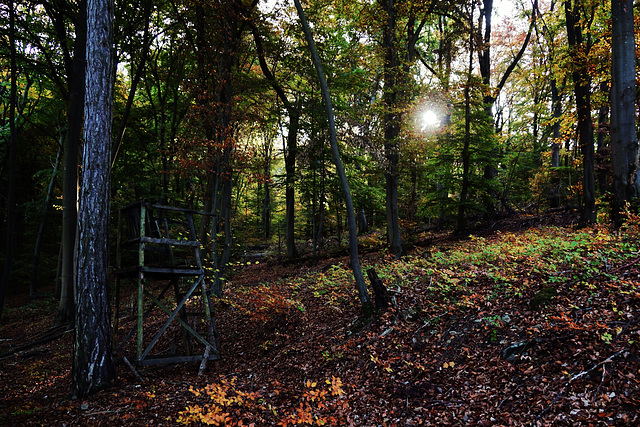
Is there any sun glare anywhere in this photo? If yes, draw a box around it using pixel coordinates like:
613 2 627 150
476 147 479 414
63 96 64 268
420 110 440 130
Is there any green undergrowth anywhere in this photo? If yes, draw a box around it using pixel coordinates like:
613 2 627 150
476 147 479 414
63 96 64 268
224 217 640 324
185 214 640 425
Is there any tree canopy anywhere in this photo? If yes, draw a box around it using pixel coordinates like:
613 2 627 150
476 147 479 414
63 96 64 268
0 0 637 301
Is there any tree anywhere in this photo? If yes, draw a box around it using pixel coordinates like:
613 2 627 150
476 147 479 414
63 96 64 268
294 0 371 312
610 0 637 226
72 0 115 397
0 0 17 320
457 7 475 232
564 0 596 224
476 0 537 214
57 0 86 325
250 20 303 259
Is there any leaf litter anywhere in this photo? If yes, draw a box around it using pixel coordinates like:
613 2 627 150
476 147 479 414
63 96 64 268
1 212 639 425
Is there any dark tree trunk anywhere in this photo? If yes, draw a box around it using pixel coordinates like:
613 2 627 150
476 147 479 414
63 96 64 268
111 0 153 168
457 16 474 233
478 0 493 96
478 0 537 213
294 0 372 313
565 0 596 224
58 0 87 325
357 208 368 234
72 0 115 397
380 0 404 259
260 135 273 241
285 113 300 259
1 0 18 320
610 0 638 227
550 79 562 208
596 81 610 196
262 170 271 241
30 141 63 299
250 23 299 259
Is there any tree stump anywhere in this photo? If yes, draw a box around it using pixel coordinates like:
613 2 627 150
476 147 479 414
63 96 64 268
366 268 391 311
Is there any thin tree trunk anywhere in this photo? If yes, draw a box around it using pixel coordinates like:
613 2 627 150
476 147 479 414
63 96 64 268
457 12 474 233
596 82 610 196
72 0 115 397
111 0 153 168
293 0 372 312
251 24 300 259
285 113 299 259
261 136 272 241
550 79 562 208
30 140 63 299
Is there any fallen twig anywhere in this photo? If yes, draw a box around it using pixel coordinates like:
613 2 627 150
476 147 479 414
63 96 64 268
609 255 640 274
83 409 122 416
611 313 640 344
0 327 73 359
535 349 626 420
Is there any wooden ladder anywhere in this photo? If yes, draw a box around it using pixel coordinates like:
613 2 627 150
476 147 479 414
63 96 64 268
112 200 220 366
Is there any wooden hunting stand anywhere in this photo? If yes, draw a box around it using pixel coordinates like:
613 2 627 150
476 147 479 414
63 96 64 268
112 200 220 367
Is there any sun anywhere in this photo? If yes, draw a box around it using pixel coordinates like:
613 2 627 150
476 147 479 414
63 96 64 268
420 110 440 129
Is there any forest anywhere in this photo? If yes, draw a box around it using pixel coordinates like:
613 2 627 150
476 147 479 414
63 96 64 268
0 0 639 424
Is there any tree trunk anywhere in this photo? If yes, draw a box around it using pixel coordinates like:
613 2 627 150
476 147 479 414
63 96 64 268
478 0 493 95
610 0 638 227
479 0 537 214
250 23 299 259
72 0 115 397
110 0 153 168
596 81 610 196
565 0 596 224
57 0 87 325
294 0 372 313
30 141 63 299
0 0 18 320
380 0 404 259
261 137 273 241
285 113 300 259
366 268 391 311
457 15 474 233
550 78 562 208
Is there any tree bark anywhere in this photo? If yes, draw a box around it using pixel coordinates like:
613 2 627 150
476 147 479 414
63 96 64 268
294 0 372 312
610 0 638 227
596 81 610 196
550 78 562 208
72 0 115 397
0 0 18 320
457 12 474 233
57 0 87 325
565 0 596 224
380 0 404 259
285 113 300 259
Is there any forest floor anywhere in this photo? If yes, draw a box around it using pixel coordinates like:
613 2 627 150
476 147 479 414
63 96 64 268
1 210 640 426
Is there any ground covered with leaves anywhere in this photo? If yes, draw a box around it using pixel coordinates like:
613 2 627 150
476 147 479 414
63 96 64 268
1 212 640 426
